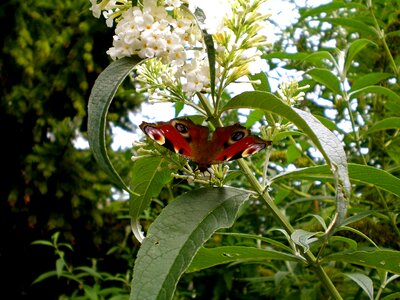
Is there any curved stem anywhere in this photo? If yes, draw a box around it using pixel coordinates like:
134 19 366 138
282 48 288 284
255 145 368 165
237 159 343 300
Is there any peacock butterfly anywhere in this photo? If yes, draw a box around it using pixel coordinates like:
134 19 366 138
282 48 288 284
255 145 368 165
139 118 270 171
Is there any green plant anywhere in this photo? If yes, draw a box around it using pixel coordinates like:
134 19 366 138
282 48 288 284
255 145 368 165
87 0 400 299
32 232 132 300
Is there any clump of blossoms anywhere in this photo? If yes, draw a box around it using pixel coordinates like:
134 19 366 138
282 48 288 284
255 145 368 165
90 0 272 103
277 80 309 106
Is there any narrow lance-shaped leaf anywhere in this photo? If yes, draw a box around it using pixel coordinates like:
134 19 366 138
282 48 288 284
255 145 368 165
293 108 350 228
187 246 300 273
129 156 174 242
192 7 216 98
367 117 400 133
345 273 374 300
222 91 351 228
350 72 393 91
306 68 341 95
319 17 378 37
88 56 142 193
323 248 400 275
130 187 250 300
272 163 400 199
349 85 400 105
344 39 376 76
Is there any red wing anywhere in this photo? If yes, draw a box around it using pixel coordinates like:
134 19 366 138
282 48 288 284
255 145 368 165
139 118 209 161
140 121 192 156
214 136 267 162
211 124 268 163
140 119 269 170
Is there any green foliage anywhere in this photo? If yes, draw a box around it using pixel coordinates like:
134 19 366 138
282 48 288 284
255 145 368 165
85 0 400 298
0 0 141 298
7 0 400 299
32 232 131 299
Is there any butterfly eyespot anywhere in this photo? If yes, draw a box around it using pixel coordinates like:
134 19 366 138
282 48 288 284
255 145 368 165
231 131 245 142
175 123 188 133
171 120 191 139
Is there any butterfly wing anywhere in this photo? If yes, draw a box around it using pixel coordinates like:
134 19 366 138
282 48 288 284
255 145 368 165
140 119 269 171
139 118 209 162
210 124 269 163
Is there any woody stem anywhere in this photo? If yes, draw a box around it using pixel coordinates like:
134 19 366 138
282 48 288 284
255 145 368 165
237 159 342 300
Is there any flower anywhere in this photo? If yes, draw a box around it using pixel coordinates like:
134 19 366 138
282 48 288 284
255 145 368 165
91 0 273 103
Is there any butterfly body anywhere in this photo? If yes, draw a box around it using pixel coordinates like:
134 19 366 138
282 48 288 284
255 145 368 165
140 118 269 171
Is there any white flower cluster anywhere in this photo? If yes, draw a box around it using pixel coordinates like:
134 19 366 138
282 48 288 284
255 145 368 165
89 0 272 98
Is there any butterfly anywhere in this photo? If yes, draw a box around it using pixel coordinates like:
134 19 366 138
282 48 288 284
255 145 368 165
139 118 270 171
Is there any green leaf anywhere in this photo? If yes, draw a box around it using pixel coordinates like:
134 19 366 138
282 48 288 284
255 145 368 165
31 240 53 247
272 163 400 199
203 32 216 98
263 52 310 61
382 292 400 300
300 2 365 19
314 114 342 132
130 187 250 300
75 266 104 279
345 273 374 300
344 39 377 75
56 258 65 277
130 156 173 242
303 51 336 67
337 226 378 248
306 68 341 94
349 86 400 105
348 164 400 197
323 248 400 275
32 270 58 284
245 109 265 128
87 56 142 192
248 72 271 92
287 144 302 163
222 91 351 226
351 72 393 91
319 17 378 37
368 117 400 133
187 246 300 273
330 236 358 250
217 232 294 253
84 285 100 300
291 229 319 253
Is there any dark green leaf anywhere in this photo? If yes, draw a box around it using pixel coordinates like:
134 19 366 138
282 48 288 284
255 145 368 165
202 31 216 98
291 229 319 253
349 86 400 105
319 18 377 37
303 51 336 66
324 248 400 275
88 56 142 192
187 246 299 273
272 163 400 199
306 68 341 95
130 156 173 242
130 187 250 300
351 72 393 91
344 39 377 75
248 72 271 92
367 117 400 133
300 2 365 19
345 273 374 300
382 292 400 300
222 91 351 225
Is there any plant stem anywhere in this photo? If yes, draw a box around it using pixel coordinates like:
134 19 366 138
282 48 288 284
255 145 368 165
237 159 343 300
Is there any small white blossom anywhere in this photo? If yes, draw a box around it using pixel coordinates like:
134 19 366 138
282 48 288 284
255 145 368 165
89 0 101 18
